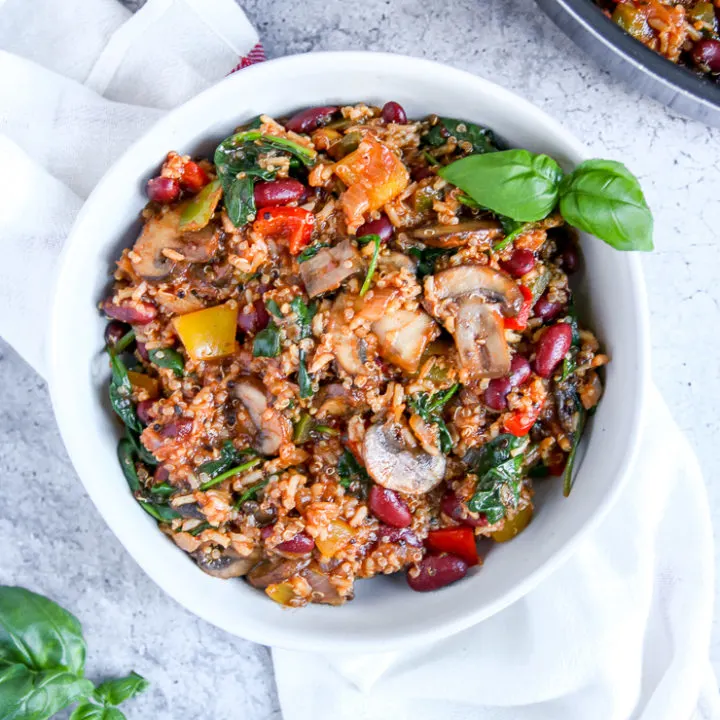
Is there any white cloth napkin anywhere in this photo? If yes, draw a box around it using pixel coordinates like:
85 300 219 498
0 2 717 719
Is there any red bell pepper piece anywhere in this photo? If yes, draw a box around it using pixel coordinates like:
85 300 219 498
425 527 479 566
504 284 533 331
252 206 315 255
180 161 210 193
503 402 544 437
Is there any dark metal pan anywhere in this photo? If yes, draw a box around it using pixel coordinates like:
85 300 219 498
536 0 720 126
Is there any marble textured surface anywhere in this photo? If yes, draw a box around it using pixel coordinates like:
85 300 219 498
2 0 720 716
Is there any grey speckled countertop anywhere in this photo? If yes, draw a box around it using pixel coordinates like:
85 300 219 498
2 0 719 717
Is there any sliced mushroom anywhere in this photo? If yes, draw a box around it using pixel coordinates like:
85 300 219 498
247 557 311 589
316 383 367 418
325 294 373 376
192 545 261 579
425 264 524 317
299 239 365 297
363 422 446 495
301 563 345 605
377 250 417 274
410 219 501 249
454 296 510 379
371 308 438 373
131 209 219 280
155 289 206 315
233 377 291 456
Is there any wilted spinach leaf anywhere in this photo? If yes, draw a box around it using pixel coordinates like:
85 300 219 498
290 298 317 340
425 117 499 155
408 384 460 455
107 351 142 435
407 246 457 278
297 350 313 399
253 322 282 357
147 348 184 377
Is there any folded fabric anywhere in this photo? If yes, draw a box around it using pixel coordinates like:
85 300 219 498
273 388 719 720
0 2 717 718
0 0 260 376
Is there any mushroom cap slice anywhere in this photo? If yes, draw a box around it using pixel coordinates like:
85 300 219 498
410 219 501 249
455 296 510 379
363 422 446 496
247 557 311 589
131 208 219 280
233 377 291 456
426 264 524 317
299 239 365 298
192 546 260 579
372 308 438 373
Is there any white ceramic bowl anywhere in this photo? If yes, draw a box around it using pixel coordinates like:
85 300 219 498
49 52 649 652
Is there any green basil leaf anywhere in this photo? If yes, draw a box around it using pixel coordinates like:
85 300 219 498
266 299 283 319
117 439 140 493
197 441 248 479
424 118 499 155
0 587 87 674
107 353 143 435
289 298 317 340
219 131 317 168
407 246 456 278
297 350 313 399
558 159 653 251
147 348 184 378
0 664 93 720
357 234 381 297
223 176 256 228
439 150 563 222
235 478 269 507
563 406 587 497
199 457 262 491
137 500 181 523
252 322 282 358
71 703 126 720
297 243 330 263
93 671 148 707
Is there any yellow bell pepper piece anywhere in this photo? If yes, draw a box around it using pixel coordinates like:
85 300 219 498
266 581 297 606
127 371 159 399
172 302 238 361
491 503 533 543
334 136 409 216
314 519 354 557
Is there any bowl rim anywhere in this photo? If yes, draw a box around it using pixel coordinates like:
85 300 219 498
48 51 650 651
539 0 720 113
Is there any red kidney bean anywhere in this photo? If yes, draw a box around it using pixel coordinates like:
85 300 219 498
260 525 274 540
560 245 579 274
102 298 157 325
509 355 531 387
356 213 394 242
381 101 407 124
484 377 512 411
104 320 131 347
285 106 338 133
692 38 720 73
276 532 315 555
254 179 306 208
484 354 532 410
533 291 564 322
146 176 180 204
158 417 193 440
154 465 170 483
440 493 488 528
377 525 422 547
237 298 270 334
369 485 412 528
407 553 469 592
534 323 573 378
136 341 149 361
411 165 434 181
500 248 535 277
136 399 155 425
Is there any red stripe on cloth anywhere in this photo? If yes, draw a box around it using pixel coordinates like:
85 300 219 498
229 43 267 74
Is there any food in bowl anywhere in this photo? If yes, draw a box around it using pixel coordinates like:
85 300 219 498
594 0 720 77
101 101 650 608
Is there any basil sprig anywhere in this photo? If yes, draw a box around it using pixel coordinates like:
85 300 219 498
0 587 148 720
439 149 652 251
